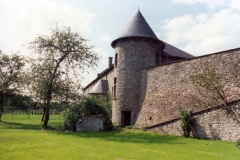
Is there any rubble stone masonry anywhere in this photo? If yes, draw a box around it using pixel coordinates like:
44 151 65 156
112 38 164 125
136 48 240 141
146 101 240 141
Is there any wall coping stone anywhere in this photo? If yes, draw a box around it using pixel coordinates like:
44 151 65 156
142 47 240 71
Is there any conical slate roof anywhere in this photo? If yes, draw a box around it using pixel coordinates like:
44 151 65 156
111 10 160 47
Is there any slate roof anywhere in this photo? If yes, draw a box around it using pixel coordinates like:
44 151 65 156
89 79 109 94
111 10 195 59
111 10 161 47
163 42 195 58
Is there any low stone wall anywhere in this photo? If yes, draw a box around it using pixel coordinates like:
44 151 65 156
76 117 103 131
147 101 240 141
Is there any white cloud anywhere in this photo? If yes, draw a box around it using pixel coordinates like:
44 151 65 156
228 0 240 10
162 9 240 56
155 32 162 39
172 0 240 10
0 0 95 55
95 34 111 44
81 47 111 87
172 0 228 9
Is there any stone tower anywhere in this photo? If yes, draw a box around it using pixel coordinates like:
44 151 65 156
111 10 165 127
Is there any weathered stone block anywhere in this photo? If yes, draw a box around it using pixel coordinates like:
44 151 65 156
76 117 103 131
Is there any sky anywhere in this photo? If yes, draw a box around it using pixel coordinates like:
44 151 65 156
1 0 240 87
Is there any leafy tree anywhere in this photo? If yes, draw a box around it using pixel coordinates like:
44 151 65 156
27 26 99 129
10 94 31 112
190 65 228 111
227 58 240 87
0 50 25 121
97 92 112 124
190 63 240 116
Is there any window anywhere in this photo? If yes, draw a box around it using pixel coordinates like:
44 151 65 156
115 53 118 67
113 77 117 99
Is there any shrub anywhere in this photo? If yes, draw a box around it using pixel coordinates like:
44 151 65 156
236 139 240 149
112 124 122 131
60 103 80 131
60 95 112 131
125 125 139 130
178 106 193 138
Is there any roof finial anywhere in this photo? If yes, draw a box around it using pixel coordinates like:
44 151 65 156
138 7 140 11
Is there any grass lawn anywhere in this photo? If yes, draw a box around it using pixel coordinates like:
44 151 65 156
0 114 239 160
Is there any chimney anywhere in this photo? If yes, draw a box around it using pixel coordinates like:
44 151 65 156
108 57 113 68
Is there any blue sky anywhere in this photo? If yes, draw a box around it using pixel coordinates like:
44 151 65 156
1 0 240 87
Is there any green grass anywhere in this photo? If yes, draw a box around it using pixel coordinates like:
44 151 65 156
0 114 239 160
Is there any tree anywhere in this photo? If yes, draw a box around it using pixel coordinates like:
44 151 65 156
226 58 240 87
190 65 228 111
10 94 31 112
0 50 25 121
27 26 99 129
190 63 240 114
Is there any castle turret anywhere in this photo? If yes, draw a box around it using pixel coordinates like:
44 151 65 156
111 10 165 127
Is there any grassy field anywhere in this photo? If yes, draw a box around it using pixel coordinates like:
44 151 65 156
0 114 239 160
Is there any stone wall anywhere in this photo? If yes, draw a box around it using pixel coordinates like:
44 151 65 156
76 117 103 131
136 48 240 127
147 101 240 141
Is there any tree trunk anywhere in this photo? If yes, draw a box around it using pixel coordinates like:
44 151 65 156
43 107 49 129
43 92 51 129
41 107 46 122
0 98 4 121
42 54 65 129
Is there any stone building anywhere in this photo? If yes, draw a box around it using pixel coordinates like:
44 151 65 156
84 10 240 141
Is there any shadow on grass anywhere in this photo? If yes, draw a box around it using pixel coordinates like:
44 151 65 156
1 121 61 130
1 121 43 130
53 130 184 145
1 121 184 145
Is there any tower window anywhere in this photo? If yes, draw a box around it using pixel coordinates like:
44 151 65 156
115 53 118 67
113 77 117 99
